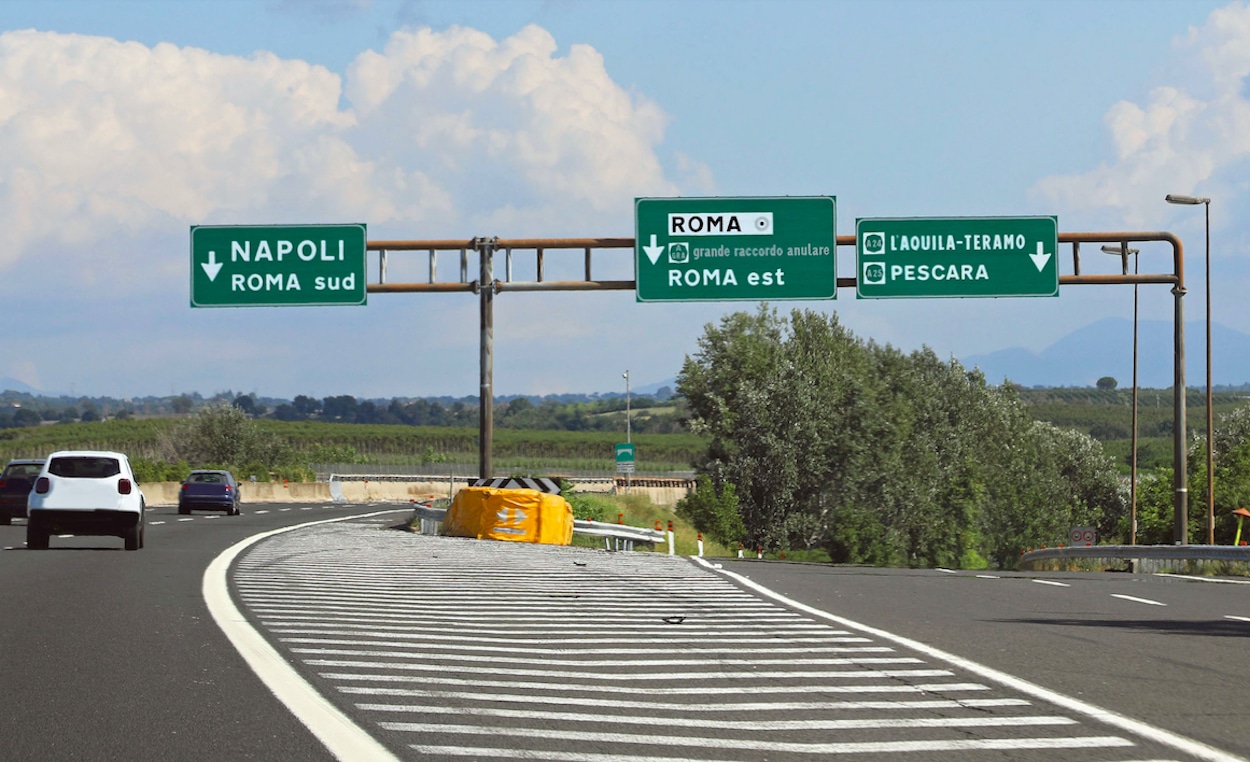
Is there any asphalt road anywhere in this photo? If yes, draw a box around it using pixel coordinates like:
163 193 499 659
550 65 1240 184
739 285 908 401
723 560 1250 760
0 500 411 762
3 504 1247 762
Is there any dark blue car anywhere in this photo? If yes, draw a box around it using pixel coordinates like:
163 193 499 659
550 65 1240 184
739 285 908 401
178 470 241 515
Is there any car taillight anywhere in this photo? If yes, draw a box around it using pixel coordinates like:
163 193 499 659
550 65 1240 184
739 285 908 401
118 478 133 495
35 477 49 494
182 483 189 491
0 479 6 488
225 485 233 492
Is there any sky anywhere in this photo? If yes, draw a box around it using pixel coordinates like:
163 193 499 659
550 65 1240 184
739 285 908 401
1 0 1247 399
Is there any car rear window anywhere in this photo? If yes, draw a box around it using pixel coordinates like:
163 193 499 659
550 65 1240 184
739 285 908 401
48 457 121 479
3 464 42 478
191 473 223 484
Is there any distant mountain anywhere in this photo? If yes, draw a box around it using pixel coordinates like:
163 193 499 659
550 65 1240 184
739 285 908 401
963 318 1250 389
0 377 39 395
633 377 677 397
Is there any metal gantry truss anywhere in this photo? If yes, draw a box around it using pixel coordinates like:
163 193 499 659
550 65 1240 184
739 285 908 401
368 231 1193 544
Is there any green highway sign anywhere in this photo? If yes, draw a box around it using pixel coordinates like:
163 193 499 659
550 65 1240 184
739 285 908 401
615 442 636 474
856 216 1058 299
635 197 836 302
190 224 368 308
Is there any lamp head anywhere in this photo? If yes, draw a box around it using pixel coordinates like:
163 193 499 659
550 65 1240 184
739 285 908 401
1165 194 1210 205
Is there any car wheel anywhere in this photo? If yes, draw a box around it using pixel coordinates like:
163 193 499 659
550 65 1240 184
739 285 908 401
178 505 189 515
26 521 49 550
123 523 141 551
0 512 10 526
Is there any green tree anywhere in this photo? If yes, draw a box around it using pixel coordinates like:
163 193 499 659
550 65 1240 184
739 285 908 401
679 307 1124 568
12 408 41 427
1096 376 1118 390
164 404 293 471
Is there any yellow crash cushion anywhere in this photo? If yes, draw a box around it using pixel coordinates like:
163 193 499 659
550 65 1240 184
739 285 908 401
443 487 574 545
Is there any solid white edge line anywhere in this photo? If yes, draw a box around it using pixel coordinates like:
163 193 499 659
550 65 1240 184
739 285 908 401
203 508 409 762
1157 573 1250 585
691 556 1244 762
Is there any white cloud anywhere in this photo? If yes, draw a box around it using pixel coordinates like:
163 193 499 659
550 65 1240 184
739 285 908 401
344 24 676 234
0 24 685 291
1031 2 1250 230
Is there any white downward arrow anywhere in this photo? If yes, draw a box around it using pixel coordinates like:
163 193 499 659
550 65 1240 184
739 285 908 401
1029 242 1052 272
643 234 665 265
202 250 223 282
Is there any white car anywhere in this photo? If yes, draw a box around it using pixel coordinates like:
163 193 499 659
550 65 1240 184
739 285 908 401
26 450 146 551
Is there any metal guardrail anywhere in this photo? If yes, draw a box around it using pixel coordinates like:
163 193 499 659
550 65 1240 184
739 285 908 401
1021 544 1250 573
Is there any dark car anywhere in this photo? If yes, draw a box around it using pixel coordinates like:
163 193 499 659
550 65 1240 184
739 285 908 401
178 470 241 515
0 458 45 525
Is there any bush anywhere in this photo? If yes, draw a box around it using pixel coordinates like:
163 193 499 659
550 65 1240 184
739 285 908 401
565 490 611 522
675 475 745 547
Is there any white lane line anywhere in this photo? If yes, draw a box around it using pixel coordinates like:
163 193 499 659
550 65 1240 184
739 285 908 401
178 518 194 522
300 658 952 681
1158 573 1250 585
977 574 1000 579
694 557 1242 762
57 534 72 538
392 726 1132 754
205 515 221 520
279 508 291 512
1111 594 1167 607
936 568 957 574
1224 615 1250 623
407 741 1133 762
281 636 892 655
323 673 990 695
255 510 269 514
150 521 166 525
290 647 922 668
375 705 1076 731
203 510 408 762
338 687 1027 711
1032 579 1070 587
269 628 869 646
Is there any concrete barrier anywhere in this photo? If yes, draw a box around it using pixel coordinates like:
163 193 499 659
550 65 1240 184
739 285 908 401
1021 544 1250 575
142 477 693 507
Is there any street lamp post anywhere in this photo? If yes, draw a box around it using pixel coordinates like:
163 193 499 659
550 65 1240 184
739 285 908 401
623 370 631 444
623 370 631 492
1165 194 1213 544
1103 244 1140 545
